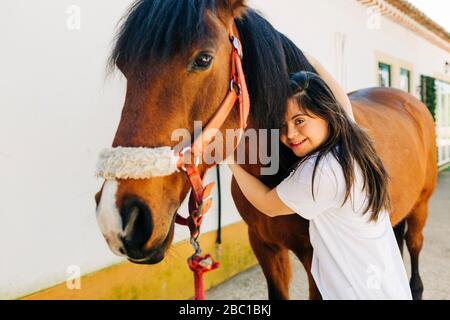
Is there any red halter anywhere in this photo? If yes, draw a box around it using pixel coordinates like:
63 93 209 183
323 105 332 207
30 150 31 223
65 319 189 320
175 28 250 238
174 27 250 300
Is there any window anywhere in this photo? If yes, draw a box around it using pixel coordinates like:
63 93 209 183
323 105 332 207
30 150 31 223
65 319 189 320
400 68 411 92
378 63 391 87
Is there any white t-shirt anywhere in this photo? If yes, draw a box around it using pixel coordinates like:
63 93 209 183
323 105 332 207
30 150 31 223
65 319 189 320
276 150 412 300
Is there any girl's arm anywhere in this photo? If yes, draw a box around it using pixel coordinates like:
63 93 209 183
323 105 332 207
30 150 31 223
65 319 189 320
228 163 294 217
304 52 355 122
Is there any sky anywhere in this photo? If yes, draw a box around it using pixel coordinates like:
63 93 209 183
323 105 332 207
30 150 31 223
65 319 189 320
407 0 450 32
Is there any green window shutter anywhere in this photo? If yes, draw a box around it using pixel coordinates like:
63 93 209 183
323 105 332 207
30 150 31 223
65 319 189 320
378 62 391 87
420 75 436 121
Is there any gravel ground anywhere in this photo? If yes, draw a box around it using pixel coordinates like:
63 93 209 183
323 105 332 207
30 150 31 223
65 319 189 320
205 170 450 300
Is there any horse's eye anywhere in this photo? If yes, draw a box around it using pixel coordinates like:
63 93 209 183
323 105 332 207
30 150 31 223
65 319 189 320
191 53 214 71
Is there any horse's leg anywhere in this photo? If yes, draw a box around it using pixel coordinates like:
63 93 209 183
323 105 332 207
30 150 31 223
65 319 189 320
405 200 429 300
394 219 406 257
291 248 322 300
248 229 291 300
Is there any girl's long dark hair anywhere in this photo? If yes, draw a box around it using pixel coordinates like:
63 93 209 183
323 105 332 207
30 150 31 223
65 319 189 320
288 71 392 221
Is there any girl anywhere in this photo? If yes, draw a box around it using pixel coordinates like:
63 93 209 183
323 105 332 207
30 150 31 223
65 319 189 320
228 60 412 300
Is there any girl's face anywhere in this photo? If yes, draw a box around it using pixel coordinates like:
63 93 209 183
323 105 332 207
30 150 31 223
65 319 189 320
280 99 329 157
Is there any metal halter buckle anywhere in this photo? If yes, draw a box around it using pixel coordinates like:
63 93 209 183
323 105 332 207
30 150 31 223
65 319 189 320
190 236 202 256
230 79 241 96
230 35 243 59
179 146 200 171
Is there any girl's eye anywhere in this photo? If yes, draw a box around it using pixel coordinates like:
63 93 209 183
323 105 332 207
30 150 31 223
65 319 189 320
191 53 214 71
295 119 304 125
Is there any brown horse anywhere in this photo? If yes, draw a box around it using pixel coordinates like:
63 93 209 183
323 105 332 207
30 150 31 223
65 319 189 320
95 0 437 300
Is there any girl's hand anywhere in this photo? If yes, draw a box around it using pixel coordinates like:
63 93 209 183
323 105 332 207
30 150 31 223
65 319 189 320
224 153 294 217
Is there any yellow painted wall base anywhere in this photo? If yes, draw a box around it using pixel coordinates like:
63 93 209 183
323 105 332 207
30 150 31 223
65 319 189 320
23 221 258 300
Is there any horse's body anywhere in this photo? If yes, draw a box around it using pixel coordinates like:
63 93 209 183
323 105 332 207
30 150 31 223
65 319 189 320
233 87 437 299
95 0 437 300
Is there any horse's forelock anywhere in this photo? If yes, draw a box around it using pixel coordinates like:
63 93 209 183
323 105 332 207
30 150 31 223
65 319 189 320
109 0 245 77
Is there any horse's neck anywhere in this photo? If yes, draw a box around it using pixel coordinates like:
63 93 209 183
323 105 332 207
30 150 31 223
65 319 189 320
239 121 291 188
241 122 264 176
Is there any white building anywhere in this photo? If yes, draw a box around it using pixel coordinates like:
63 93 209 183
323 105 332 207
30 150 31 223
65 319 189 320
0 0 449 299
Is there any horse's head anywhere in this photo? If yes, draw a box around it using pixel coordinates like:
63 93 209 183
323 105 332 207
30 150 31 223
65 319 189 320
95 0 248 264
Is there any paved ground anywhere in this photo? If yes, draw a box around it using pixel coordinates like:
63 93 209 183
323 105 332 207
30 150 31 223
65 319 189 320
205 170 450 300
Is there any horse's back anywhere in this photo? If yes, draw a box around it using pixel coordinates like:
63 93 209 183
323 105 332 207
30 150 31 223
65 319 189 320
351 87 433 126
349 87 437 224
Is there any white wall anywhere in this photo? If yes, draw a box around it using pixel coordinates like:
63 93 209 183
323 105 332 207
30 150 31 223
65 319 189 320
250 0 450 95
1 0 448 300
0 0 243 300
0 0 128 300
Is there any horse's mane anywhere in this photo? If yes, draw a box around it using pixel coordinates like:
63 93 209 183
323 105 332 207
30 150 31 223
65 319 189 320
235 10 316 129
235 10 317 180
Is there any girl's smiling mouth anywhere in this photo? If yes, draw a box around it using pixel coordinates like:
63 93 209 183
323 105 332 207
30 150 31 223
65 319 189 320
289 138 307 149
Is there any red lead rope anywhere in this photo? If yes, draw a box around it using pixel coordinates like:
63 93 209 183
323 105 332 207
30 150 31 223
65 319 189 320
175 166 220 300
174 27 250 300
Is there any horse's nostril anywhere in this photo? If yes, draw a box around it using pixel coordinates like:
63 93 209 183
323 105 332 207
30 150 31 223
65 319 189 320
94 190 102 207
120 198 153 254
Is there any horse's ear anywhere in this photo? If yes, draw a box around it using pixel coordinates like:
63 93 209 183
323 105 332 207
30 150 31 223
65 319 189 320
217 0 248 19
229 0 248 18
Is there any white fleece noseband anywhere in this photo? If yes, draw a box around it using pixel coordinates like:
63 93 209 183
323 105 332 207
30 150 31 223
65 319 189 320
95 147 180 180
